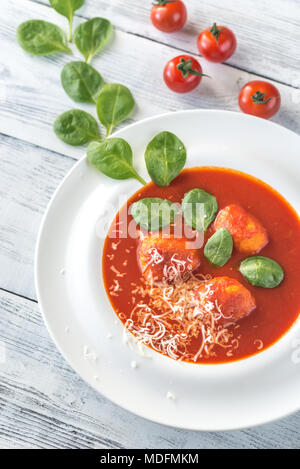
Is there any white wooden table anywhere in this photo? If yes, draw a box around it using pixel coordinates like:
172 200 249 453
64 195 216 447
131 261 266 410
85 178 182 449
1 0 300 449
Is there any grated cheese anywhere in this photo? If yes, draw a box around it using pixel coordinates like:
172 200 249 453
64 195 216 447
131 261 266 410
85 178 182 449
109 244 241 363
110 265 126 277
254 339 263 350
123 271 236 363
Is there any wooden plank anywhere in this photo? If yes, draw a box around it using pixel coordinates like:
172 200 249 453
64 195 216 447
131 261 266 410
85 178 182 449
1 287 300 449
0 133 75 300
1 0 300 450
33 0 300 88
2 0 300 161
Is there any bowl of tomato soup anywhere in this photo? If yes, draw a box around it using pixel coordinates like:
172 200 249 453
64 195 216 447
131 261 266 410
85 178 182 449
103 167 300 365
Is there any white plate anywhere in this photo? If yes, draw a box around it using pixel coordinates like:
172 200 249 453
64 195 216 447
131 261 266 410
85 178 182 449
35 110 300 431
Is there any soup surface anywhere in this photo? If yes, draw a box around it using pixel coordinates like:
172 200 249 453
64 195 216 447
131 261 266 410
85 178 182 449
102 167 300 364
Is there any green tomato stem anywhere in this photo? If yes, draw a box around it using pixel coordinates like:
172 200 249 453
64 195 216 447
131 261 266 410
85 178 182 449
251 91 272 105
176 58 210 79
210 23 224 44
153 0 176 5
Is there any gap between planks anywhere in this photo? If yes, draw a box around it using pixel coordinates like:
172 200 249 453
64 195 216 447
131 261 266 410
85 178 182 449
0 286 38 304
0 130 77 163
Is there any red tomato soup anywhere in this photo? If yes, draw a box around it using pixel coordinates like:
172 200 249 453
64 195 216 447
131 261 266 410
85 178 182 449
102 167 300 364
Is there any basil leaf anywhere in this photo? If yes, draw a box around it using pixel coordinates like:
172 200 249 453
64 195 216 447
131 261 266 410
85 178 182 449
74 17 113 63
204 228 233 266
87 138 146 184
49 0 84 41
144 131 186 187
61 61 104 103
96 84 135 136
54 109 101 145
239 256 284 289
17 20 72 56
130 198 180 231
182 188 218 231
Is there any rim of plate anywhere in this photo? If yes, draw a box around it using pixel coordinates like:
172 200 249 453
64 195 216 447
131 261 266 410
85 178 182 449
35 109 300 431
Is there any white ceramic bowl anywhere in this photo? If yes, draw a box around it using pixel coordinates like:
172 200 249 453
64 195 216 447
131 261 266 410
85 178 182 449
35 110 300 431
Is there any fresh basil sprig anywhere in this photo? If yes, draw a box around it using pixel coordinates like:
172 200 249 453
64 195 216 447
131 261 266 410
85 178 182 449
144 131 186 187
182 188 218 231
54 109 101 145
74 18 114 63
87 138 146 185
130 198 180 231
240 256 284 288
49 0 84 41
204 228 233 266
97 84 135 136
17 20 72 56
61 61 104 103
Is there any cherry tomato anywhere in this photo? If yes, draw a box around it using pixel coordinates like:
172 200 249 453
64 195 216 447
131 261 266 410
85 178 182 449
164 55 206 93
239 81 281 119
151 0 187 33
197 23 237 63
